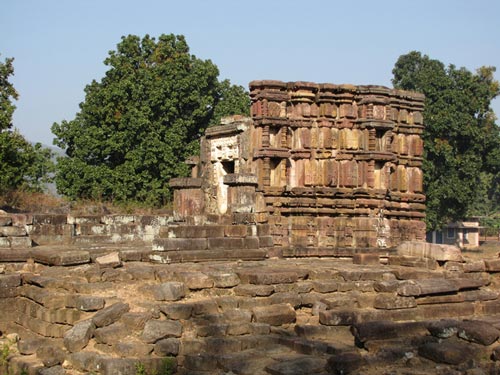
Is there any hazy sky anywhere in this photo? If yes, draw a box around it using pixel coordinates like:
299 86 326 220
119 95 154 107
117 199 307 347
2 0 499 146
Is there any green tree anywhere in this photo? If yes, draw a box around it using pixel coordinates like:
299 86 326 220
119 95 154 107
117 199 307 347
52 34 249 206
0 55 54 195
392 51 500 230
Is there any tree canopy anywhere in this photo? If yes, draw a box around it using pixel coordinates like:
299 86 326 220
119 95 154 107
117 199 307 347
52 34 250 206
392 51 500 230
0 55 54 195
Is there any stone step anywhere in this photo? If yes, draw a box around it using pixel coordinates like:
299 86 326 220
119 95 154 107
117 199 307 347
148 249 268 263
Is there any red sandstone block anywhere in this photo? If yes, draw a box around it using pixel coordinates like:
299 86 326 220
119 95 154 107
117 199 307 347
224 225 247 237
352 253 380 265
244 236 260 249
485 259 500 272
208 237 244 250
152 238 207 251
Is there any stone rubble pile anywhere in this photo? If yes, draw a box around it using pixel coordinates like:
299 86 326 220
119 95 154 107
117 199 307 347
1 248 500 374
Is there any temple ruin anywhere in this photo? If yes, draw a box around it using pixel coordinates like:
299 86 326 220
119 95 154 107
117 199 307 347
171 80 426 256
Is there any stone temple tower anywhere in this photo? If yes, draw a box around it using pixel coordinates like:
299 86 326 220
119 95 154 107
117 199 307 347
170 81 426 256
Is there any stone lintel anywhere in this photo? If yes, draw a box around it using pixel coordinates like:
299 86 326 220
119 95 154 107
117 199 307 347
168 178 202 189
223 174 258 186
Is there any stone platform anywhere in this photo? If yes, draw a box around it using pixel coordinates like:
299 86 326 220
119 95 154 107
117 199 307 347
2 244 500 374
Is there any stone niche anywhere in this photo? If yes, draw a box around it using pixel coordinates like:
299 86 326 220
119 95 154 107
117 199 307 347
170 81 427 253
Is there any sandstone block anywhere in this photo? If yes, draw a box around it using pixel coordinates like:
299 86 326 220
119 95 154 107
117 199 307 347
159 303 193 320
0 216 12 226
0 273 21 288
327 352 366 375
152 237 207 251
239 270 298 285
95 251 121 268
17 337 44 355
208 271 240 288
418 340 479 365
397 279 458 297
63 319 95 352
252 303 296 326
154 338 180 356
141 319 182 343
143 282 186 301
319 310 355 326
427 319 461 338
32 249 90 266
10 236 33 248
312 280 338 293
234 284 274 297
208 237 244 250
183 353 219 371
266 356 327 375
374 294 417 310
175 271 213 289
114 341 153 358
74 295 105 311
36 345 66 367
351 321 427 343
67 352 104 373
92 302 129 327
457 320 500 345
397 241 463 262
0 226 27 236
352 253 379 265
94 322 128 344
485 259 500 272
121 312 152 331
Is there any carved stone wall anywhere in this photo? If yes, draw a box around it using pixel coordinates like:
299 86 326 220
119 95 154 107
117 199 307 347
171 81 426 254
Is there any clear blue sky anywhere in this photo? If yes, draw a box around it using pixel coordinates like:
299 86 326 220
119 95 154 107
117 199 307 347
2 0 499 146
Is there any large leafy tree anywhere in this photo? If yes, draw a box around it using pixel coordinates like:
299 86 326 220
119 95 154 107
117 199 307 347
0 55 54 194
392 51 500 230
52 34 249 206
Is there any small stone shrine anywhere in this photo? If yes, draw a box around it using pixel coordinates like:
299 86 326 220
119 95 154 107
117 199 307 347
170 80 427 255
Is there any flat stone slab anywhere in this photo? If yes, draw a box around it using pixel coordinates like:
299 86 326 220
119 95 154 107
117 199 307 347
32 249 90 266
418 339 480 365
397 241 463 262
266 356 327 375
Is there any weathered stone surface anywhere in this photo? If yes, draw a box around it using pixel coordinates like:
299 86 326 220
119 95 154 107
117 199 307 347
418 339 479 365
352 320 428 343
114 340 153 358
95 251 121 268
17 337 44 355
457 320 500 345
36 345 66 367
326 352 366 374
154 338 180 356
352 253 379 265
92 302 129 327
143 282 186 301
67 351 104 373
252 303 296 326
266 356 327 375
32 249 90 266
427 319 461 338
397 241 463 262
373 294 417 309
121 311 152 331
74 295 105 311
319 310 355 326
312 280 338 293
96 358 138 375
37 366 67 375
183 353 219 371
141 319 183 343
63 319 95 352
94 322 128 344
397 279 458 297
175 271 213 289
238 270 298 285
208 271 240 288
234 284 274 297
159 303 193 320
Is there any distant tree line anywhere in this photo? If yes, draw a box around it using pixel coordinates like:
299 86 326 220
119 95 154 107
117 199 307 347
1 37 499 230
